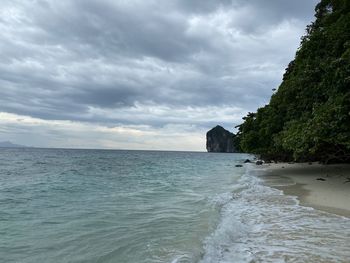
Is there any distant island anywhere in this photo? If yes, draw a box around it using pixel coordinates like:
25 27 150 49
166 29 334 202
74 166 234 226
0 141 27 148
206 125 238 153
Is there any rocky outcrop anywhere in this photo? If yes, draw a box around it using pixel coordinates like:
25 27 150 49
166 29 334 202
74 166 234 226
206 125 237 153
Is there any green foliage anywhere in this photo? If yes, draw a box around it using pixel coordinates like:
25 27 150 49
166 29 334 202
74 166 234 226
235 0 350 163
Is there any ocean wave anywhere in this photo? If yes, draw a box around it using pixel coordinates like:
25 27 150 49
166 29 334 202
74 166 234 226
199 167 350 263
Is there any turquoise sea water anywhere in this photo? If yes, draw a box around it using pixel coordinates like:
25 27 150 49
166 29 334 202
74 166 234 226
1 148 350 263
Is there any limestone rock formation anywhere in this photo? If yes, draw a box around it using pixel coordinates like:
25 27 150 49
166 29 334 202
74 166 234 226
206 125 236 153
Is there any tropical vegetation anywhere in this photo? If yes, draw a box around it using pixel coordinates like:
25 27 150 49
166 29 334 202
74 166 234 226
234 0 350 163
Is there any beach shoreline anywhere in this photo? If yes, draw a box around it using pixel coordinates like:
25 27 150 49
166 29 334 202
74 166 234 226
258 162 350 217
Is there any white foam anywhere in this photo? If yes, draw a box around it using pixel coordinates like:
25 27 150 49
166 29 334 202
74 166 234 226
199 168 350 262
170 254 188 263
209 192 233 207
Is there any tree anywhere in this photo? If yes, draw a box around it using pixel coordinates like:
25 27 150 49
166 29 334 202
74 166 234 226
235 0 350 163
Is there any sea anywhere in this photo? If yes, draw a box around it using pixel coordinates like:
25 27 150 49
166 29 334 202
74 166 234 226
1 148 350 263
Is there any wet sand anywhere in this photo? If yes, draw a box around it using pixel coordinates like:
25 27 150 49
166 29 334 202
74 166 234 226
260 163 350 217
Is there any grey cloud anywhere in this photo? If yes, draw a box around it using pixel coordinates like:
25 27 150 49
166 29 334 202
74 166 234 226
0 0 318 132
247 0 319 19
175 0 233 14
29 0 203 62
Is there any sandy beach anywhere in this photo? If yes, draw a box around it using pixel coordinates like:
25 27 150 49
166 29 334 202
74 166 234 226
260 163 350 217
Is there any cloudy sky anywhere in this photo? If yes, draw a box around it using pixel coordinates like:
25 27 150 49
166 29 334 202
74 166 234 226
0 0 318 151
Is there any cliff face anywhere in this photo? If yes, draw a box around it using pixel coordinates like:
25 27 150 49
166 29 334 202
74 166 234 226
206 126 236 153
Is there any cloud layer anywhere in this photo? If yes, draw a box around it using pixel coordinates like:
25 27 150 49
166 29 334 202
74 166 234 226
0 0 318 150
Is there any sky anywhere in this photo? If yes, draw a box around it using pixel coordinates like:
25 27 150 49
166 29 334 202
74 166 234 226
0 0 319 151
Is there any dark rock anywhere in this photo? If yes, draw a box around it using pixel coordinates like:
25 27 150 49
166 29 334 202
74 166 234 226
317 178 326 181
244 159 251 163
235 164 243 167
206 125 237 153
256 160 263 165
